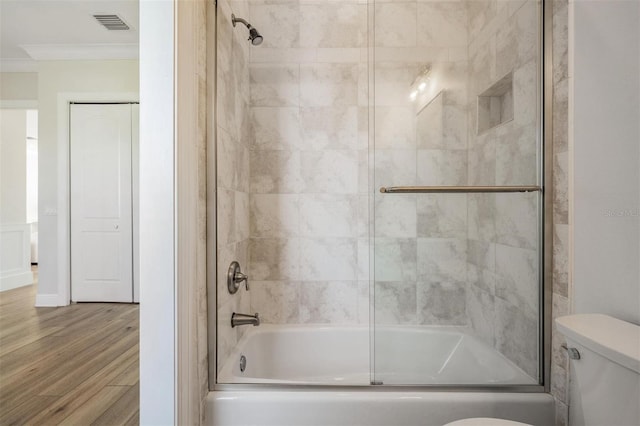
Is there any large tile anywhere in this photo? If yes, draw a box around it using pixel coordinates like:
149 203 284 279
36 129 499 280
495 124 538 186
299 3 366 48
251 107 301 151
250 281 300 324
249 238 300 280
495 191 538 250
552 77 568 154
552 2 568 85
249 1 300 49
374 3 417 47
300 106 358 150
250 150 303 194
358 280 370 324
495 244 539 317
467 136 496 186
466 284 495 347
357 238 371 281
299 194 358 238
250 64 300 107
417 281 466 325
513 60 537 127
467 240 496 294
514 0 539 66
467 0 497 42
300 150 359 194
417 237 467 284
374 281 417 325
374 195 417 238
494 297 538 379
417 194 467 238
299 281 359 324
217 188 237 248
299 238 358 281
495 17 517 80
374 238 417 282
467 193 496 243
235 191 251 242
552 224 569 297
416 93 443 149
300 64 359 107
553 151 569 224
443 103 468 150
416 149 467 185
374 149 417 189
416 1 468 48
374 63 424 107
217 126 239 191
375 107 416 150
250 194 300 238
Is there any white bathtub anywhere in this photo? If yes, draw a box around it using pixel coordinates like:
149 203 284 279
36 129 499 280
218 325 536 385
208 325 553 426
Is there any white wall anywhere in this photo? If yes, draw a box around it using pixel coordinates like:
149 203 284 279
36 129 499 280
36 60 138 304
0 110 27 224
0 72 38 106
26 110 38 224
139 1 176 424
571 0 640 323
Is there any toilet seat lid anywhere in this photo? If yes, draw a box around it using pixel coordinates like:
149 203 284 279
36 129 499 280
444 418 531 426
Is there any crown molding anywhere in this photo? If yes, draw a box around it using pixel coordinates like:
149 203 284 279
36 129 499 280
19 43 139 61
0 59 39 73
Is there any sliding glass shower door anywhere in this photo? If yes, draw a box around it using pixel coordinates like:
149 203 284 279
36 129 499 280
371 0 543 386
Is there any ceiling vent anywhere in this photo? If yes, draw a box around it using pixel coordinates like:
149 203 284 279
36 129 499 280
93 14 130 31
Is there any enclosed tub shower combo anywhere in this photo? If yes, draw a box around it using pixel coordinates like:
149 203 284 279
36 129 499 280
208 0 554 424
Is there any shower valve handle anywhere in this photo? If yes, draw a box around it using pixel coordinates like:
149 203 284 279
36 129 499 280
228 261 249 294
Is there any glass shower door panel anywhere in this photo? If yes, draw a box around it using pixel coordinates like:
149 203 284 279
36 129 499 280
373 192 541 385
371 0 542 386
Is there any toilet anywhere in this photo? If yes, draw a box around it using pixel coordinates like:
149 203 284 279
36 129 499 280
444 313 640 426
556 314 640 426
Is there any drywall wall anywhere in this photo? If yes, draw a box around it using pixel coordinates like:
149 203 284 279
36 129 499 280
36 60 138 304
139 1 176 423
0 109 27 224
571 0 640 324
0 72 38 103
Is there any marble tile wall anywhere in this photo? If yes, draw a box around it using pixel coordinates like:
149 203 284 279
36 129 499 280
247 0 368 326
464 0 542 380
216 0 253 374
550 0 570 424
373 1 471 327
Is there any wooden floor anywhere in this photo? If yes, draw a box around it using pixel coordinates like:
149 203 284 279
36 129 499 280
0 269 139 425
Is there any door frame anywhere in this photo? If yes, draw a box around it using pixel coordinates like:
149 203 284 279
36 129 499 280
56 92 139 306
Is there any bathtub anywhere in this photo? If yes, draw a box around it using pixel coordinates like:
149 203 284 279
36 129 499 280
208 325 554 426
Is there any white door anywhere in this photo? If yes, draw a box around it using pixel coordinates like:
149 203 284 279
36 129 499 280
70 104 133 302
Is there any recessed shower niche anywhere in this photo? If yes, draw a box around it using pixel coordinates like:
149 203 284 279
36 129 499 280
477 72 514 134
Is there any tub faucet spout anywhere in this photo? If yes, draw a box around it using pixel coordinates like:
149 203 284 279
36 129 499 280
231 312 260 328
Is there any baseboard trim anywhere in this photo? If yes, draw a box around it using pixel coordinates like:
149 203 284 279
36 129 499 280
0 271 34 292
35 294 60 307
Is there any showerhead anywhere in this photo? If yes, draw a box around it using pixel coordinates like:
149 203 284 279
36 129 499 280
231 14 263 46
248 27 263 46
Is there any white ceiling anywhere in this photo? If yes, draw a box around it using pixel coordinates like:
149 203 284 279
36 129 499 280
0 0 139 69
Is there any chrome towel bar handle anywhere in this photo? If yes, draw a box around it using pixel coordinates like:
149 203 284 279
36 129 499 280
379 185 542 194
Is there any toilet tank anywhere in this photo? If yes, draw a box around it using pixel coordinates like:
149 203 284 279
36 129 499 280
556 314 640 426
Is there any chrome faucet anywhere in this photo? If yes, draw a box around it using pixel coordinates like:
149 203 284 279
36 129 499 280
231 312 260 328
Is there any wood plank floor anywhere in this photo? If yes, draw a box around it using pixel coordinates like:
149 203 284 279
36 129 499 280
0 269 139 425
